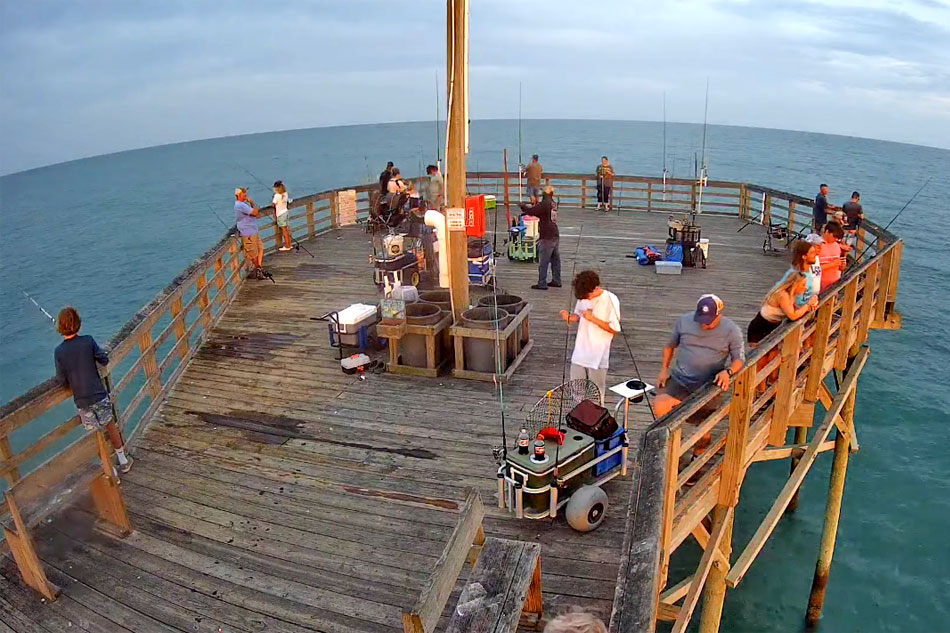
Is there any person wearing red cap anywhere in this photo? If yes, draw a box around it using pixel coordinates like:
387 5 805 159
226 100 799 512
655 294 745 420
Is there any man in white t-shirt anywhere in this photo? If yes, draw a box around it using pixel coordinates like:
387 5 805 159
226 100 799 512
559 270 621 404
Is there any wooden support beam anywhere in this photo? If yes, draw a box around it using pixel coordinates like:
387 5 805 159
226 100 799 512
806 428 851 626
671 506 733 633
699 505 734 633
691 523 730 568
835 278 859 370
660 574 693 605
727 347 868 587
753 441 835 462
804 298 836 403
3 492 59 601
445 0 470 321
820 383 859 452
719 366 756 507
658 427 682 593
851 260 879 355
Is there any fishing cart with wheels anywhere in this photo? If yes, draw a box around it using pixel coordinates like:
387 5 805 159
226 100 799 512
371 231 426 289
496 379 629 532
507 215 539 262
667 216 708 269
468 237 495 288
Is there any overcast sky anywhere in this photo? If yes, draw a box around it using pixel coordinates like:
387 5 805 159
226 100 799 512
1 0 948 174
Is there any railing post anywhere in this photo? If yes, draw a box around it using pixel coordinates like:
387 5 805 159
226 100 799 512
137 327 161 399
228 239 241 284
719 366 756 507
658 427 682 593
214 256 226 309
873 247 895 327
1 436 19 484
851 261 879 355
306 201 315 238
196 269 211 327
805 298 836 403
763 193 772 225
787 201 797 235
330 191 340 229
271 212 280 251
769 322 803 445
170 294 188 362
647 182 653 213
835 279 859 370
580 177 587 208
691 182 698 213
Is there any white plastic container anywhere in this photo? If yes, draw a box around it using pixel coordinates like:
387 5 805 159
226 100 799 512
522 216 540 239
336 303 378 331
655 261 683 275
699 238 710 259
383 234 405 256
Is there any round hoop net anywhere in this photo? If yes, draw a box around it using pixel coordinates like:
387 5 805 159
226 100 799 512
523 378 601 438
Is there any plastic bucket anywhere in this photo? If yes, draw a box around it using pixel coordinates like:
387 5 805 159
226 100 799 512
460 307 510 373
401 302 443 367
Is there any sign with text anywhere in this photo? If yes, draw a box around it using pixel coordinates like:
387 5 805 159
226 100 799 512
446 207 465 231
337 189 358 226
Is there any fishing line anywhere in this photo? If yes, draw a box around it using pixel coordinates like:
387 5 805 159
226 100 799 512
847 176 930 272
234 163 315 258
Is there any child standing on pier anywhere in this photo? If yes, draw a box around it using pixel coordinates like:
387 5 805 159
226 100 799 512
559 270 621 404
273 180 292 252
54 307 132 473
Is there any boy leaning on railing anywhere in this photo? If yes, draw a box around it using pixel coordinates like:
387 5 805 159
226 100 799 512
54 306 133 474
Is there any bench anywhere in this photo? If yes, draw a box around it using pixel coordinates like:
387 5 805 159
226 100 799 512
402 488 543 633
1 430 132 601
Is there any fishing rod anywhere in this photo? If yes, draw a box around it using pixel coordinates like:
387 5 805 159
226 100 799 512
435 73 442 164
518 82 523 205
662 92 668 201
22 290 55 323
847 176 931 271
206 203 276 284
694 78 710 222
234 163 314 258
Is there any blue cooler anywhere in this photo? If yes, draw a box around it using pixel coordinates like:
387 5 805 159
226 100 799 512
593 425 625 476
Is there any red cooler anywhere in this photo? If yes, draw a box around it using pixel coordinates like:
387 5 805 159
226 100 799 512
465 194 486 238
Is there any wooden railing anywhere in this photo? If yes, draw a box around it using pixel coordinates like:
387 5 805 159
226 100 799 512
1 171 903 632
0 182 379 523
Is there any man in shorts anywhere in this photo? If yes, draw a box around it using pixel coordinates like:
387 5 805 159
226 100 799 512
54 307 132 473
234 187 264 278
523 154 543 205
654 295 745 455
841 191 863 247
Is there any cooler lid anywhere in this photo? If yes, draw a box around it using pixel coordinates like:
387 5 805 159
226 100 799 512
336 303 378 325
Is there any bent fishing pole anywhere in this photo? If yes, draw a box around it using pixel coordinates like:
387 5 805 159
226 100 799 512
847 176 931 272
233 163 315 258
22 290 55 323
206 203 276 283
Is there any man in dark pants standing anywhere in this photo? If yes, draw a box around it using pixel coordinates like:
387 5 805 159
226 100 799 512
813 184 839 231
521 185 561 290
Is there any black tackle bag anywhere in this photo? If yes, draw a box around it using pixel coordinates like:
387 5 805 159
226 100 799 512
566 399 618 440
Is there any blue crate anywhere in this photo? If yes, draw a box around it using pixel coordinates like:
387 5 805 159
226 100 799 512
593 425 625 476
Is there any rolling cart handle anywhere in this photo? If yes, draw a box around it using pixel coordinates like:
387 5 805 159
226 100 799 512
310 311 344 361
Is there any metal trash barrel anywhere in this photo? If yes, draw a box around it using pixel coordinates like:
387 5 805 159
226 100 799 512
401 302 443 367
460 306 510 373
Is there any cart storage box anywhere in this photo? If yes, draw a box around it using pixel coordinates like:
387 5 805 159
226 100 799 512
593 425 625 476
506 431 595 514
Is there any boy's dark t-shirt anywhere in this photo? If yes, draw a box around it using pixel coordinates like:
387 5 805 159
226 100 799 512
55 335 109 408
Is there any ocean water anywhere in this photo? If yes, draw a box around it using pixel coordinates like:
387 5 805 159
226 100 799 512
1 120 948 632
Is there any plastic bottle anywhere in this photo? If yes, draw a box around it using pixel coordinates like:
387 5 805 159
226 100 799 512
517 428 530 455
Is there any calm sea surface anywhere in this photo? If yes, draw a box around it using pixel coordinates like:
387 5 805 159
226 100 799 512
1 121 948 632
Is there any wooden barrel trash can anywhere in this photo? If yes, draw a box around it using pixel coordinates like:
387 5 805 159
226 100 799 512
401 302 443 367
460 306 510 373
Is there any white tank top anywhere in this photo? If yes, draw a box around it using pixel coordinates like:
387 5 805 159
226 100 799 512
760 298 785 323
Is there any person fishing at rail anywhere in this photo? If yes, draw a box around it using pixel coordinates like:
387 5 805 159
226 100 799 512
523 154 543 205
559 270 621 405
595 156 615 212
655 295 745 457
521 185 562 290
379 161 394 195
54 307 133 474
841 190 864 247
272 180 292 252
234 187 265 279
813 183 839 231
748 272 817 347
425 164 444 209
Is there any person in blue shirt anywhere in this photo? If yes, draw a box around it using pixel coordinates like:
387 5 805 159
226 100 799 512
234 187 264 278
54 306 132 473
813 184 839 231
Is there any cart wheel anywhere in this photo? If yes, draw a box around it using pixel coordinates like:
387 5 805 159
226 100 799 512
565 485 608 532
410 271 421 286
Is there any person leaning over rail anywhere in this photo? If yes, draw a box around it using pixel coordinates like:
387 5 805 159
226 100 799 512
234 187 266 279
655 294 745 457
559 270 621 404
54 307 133 474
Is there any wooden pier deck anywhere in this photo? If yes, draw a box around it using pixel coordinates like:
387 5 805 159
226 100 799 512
2 207 789 633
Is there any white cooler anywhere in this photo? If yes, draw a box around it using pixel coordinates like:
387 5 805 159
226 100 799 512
334 303 379 346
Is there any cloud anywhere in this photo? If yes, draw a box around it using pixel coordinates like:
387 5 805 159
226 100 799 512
1 0 948 174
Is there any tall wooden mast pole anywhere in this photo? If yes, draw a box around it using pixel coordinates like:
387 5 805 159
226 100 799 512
446 0 469 320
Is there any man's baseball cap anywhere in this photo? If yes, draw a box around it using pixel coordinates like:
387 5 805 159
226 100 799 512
695 294 724 325
805 233 823 245
234 187 247 196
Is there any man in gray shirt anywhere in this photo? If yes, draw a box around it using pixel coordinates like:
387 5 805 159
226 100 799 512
655 294 745 421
